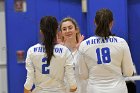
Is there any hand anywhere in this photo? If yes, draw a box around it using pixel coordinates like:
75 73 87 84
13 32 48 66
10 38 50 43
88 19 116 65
65 34 84 51
76 34 84 48
70 85 77 92
56 31 64 45
24 88 31 93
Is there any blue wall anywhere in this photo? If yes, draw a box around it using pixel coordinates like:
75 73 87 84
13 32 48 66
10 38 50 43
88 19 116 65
5 0 86 93
59 0 87 37
128 0 140 93
87 0 128 40
5 0 140 93
5 0 38 93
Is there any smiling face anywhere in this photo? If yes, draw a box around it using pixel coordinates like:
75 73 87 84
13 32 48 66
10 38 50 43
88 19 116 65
61 21 78 41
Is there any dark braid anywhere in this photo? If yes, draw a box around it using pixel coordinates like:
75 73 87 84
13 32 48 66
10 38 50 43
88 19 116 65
40 16 58 65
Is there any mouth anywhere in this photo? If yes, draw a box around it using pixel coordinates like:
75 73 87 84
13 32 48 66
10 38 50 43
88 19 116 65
65 33 73 37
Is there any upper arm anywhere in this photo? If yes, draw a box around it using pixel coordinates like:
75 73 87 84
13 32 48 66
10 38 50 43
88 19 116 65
25 48 34 74
24 48 34 90
78 43 89 79
122 41 134 77
77 51 89 80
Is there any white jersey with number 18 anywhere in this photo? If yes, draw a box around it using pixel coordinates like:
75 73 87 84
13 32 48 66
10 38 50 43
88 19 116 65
78 36 134 93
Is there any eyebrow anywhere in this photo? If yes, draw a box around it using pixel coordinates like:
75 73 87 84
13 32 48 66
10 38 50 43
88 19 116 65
68 25 73 27
62 25 72 28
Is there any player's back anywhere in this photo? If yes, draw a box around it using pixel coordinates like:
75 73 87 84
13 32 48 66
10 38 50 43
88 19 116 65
79 36 133 88
27 43 74 92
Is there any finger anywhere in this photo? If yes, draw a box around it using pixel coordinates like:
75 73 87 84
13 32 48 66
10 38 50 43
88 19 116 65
70 87 77 92
79 35 84 43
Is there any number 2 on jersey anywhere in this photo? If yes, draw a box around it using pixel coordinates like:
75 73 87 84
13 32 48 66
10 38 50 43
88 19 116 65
96 47 111 64
42 57 50 74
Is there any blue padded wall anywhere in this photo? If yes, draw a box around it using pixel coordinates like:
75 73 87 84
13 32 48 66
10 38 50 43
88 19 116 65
6 0 140 93
59 0 87 36
5 0 38 93
5 0 85 93
87 0 128 41
35 0 60 40
128 0 140 93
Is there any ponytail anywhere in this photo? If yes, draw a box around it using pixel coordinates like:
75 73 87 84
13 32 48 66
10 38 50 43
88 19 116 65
40 16 58 65
95 9 114 39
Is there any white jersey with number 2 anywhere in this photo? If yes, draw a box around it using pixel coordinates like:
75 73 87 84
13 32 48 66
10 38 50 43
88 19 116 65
24 43 76 93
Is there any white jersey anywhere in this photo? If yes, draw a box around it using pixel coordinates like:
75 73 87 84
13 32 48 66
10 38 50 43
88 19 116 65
24 43 76 93
66 50 87 93
78 36 134 93
73 51 87 93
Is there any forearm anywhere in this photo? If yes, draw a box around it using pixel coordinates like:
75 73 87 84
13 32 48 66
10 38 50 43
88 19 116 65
65 65 77 92
78 54 89 79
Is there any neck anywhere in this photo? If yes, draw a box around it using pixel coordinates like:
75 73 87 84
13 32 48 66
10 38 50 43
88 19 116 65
64 37 77 52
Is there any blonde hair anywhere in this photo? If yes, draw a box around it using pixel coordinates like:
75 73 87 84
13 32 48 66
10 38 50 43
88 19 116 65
59 17 80 43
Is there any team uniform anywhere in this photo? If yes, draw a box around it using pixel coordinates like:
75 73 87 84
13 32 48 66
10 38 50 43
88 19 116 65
65 50 87 93
78 36 134 93
73 50 87 93
24 43 76 93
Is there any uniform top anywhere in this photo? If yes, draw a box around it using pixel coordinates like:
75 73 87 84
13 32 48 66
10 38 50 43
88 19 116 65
78 36 134 88
24 43 76 91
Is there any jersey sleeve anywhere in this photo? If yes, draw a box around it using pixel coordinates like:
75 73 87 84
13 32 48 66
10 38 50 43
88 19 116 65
121 40 134 77
24 48 34 90
78 42 89 80
64 49 77 87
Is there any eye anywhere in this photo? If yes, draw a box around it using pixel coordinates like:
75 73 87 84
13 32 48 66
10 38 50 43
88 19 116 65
62 28 67 31
68 26 73 30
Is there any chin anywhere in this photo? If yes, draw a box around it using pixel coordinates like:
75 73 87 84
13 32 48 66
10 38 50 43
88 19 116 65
65 35 71 38
68 36 73 38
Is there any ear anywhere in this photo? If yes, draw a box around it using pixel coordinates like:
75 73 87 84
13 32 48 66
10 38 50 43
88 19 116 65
76 28 80 33
109 21 114 30
94 19 97 26
40 30 43 33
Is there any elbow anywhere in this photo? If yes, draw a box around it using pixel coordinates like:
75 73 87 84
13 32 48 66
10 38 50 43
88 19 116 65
82 76 88 80
79 73 88 80
123 70 133 77
127 71 134 77
83 73 89 79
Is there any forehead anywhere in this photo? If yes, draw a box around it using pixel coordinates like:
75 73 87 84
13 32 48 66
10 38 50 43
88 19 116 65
61 21 74 28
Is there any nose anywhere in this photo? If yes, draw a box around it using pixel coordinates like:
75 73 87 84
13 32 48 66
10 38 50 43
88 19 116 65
66 28 69 32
